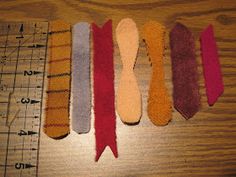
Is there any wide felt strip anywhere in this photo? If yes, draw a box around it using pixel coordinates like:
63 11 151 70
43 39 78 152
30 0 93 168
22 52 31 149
92 20 118 161
116 18 142 124
142 21 172 126
169 23 200 119
44 20 71 139
200 25 224 106
72 22 91 134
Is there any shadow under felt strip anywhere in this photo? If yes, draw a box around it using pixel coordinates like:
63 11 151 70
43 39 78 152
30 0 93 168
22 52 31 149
116 18 142 124
72 22 91 134
169 23 200 119
200 25 224 106
44 20 71 139
92 20 118 161
142 21 172 126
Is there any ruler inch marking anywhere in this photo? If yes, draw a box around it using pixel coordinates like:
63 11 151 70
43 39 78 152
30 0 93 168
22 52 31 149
36 22 49 177
0 22 48 177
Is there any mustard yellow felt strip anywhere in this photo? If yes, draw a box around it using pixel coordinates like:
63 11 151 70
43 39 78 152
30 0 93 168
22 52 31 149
44 20 71 139
142 21 172 126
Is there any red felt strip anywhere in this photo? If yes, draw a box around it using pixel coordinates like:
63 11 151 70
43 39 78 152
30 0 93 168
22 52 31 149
200 25 224 106
92 20 118 161
169 23 200 119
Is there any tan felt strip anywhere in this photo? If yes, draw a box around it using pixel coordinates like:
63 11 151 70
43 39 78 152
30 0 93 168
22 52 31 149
44 107 69 138
45 106 68 111
48 58 71 63
47 73 71 78
49 43 71 48
44 20 71 139
48 75 70 91
44 127 69 139
47 89 70 93
46 92 69 108
142 21 172 126
49 46 71 60
48 60 70 74
50 34 71 46
49 29 71 34
44 124 70 128
116 18 142 124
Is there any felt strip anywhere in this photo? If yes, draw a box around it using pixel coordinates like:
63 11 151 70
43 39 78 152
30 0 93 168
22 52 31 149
169 23 200 119
92 20 118 161
71 22 91 134
116 18 142 124
142 21 172 126
44 20 71 139
200 25 224 106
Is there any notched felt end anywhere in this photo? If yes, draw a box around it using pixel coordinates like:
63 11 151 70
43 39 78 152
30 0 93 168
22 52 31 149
92 19 112 31
95 144 118 162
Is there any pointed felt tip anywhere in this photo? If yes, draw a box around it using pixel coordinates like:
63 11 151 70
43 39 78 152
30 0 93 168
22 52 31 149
201 24 214 38
208 88 224 106
170 22 190 36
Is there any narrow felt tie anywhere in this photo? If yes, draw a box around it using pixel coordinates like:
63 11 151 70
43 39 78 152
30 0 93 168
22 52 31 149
116 18 142 124
169 23 200 119
44 20 71 139
200 25 224 106
142 21 172 126
72 22 91 134
92 20 118 161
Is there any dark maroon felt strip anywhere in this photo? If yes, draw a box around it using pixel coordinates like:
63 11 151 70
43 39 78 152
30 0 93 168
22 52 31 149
169 23 200 119
92 20 118 161
200 25 224 106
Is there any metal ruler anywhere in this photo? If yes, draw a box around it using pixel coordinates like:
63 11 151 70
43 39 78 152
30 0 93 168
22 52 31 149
0 22 48 177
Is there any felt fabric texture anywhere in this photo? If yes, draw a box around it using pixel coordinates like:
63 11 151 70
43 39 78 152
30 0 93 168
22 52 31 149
116 18 142 124
169 23 200 119
200 25 224 106
44 20 71 139
92 20 118 161
72 22 91 134
142 21 172 126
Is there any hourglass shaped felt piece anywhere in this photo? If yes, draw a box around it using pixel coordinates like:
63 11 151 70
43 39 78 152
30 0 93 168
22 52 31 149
142 21 172 126
116 18 142 124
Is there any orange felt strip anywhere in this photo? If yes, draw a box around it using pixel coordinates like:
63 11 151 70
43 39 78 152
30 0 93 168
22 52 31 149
142 21 172 126
44 20 71 139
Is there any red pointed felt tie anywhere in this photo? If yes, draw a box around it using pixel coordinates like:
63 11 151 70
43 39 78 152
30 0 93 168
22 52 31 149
200 25 224 106
92 20 118 161
169 23 200 119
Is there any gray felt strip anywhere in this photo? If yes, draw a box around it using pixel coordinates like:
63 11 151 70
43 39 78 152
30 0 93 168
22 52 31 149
71 22 91 134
